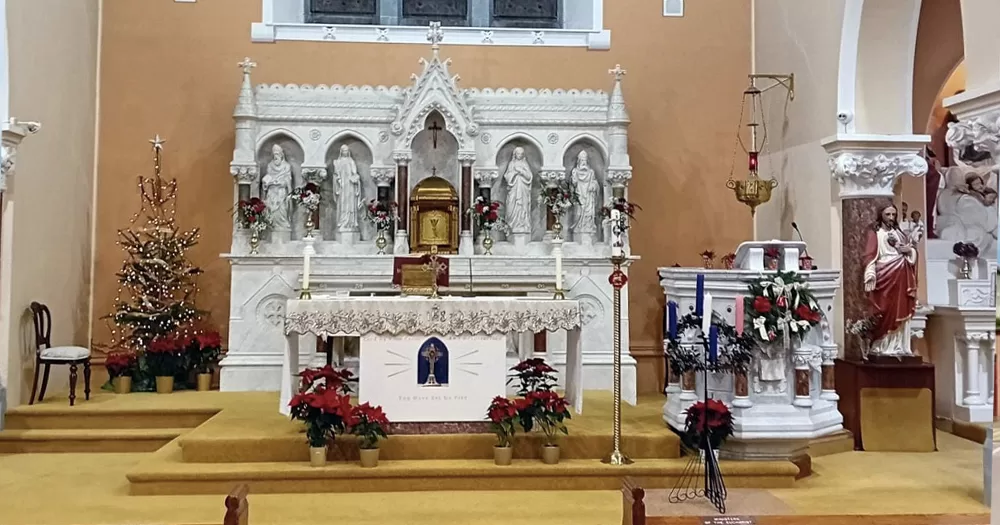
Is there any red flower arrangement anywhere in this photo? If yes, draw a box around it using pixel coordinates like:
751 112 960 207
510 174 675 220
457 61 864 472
366 199 398 231
516 390 571 446
682 399 734 450
145 335 186 377
720 252 737 270
468 196 505 232
236 197 270 232
289 386 353 448
539 181 579 216
299 365 356 395
291 183 322 211
487 396 518 448
105 350 137 378
349 402 390 450
187 330 222 374
507 358 558 396
744 271 822 344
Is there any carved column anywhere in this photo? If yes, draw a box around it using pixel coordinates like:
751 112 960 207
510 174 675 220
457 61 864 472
664 338 680 395
819 318 839 402
472 167 499 249
458 152 476 256
393 151 411 254
961 334 986 406
823 136 929 361
791 350 813 407
680 369 697 402
732 370 752 408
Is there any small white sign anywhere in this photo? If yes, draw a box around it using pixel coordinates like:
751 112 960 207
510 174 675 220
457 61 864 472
359 334 507 422
663 0 684 17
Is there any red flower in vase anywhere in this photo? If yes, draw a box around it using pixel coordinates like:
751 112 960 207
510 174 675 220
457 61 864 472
752 296 771 313
795 304 821 323
487 211 498 221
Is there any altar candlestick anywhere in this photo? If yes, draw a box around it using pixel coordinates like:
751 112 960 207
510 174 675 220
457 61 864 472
555 249 563 291
708 325 719 364
302 252 311 290
611 209 623 258
701 293 713 334
734 294 745 335
695 274 705 315
668 301 678 340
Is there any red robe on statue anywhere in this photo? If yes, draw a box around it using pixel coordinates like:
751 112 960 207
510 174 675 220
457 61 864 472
863 229 918 341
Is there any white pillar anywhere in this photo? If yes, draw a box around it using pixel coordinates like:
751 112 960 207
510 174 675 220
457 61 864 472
962 336 983 406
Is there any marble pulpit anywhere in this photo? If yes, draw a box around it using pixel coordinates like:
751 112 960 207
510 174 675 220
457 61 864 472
659 241 844 461
220 35 638 402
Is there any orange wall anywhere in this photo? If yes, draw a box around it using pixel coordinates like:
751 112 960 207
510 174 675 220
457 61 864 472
94 0 751 394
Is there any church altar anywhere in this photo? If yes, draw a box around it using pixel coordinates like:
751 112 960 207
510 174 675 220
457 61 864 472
220 28 637 401
279 296 583 421
659 241 844 461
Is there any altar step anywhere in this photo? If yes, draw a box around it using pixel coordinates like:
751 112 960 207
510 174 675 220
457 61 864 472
128 442 800 495
0 428 189 453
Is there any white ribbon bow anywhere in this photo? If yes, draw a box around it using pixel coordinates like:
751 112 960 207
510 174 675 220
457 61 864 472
754 317 768 340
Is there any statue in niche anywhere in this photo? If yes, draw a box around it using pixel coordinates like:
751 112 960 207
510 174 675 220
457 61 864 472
570 150 599 235
932 159 998 253
863 204 918 357
262 144 293 230
333 144 362 232
502 146 533 234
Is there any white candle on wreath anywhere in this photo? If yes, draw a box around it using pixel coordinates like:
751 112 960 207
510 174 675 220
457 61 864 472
701 292 713 333
302 252 311 290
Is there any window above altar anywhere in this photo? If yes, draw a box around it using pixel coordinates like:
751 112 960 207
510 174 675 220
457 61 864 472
253 0 610 49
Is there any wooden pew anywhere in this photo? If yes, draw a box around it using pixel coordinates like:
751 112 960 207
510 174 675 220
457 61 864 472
622 477 646 525
223 484 249 525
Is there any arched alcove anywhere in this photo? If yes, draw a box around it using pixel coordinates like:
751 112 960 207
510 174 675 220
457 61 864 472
416 337 449 386
494 137 544 242
562 137 607 242
257 134 304 239
325 135 375 242
410 111 460 192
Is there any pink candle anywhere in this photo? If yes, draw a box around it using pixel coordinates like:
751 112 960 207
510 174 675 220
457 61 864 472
734 294 745 335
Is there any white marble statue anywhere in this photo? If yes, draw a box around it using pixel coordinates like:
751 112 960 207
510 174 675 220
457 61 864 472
933 160 998 254
334 144 363 232
571 150 599 235
262 144 293 230
503 147 534 235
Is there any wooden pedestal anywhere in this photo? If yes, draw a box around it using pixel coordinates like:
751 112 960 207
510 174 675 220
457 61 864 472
834 358 936 451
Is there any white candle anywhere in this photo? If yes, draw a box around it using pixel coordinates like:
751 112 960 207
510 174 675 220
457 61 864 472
701 292 713 333
302 252 311 290
611 209 623 257
555 250 563 291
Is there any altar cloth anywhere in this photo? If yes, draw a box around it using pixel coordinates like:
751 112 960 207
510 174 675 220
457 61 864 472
281 296 583 418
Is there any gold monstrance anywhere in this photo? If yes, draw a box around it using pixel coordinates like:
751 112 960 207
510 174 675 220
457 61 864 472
421 344 442 386
726 74 794 216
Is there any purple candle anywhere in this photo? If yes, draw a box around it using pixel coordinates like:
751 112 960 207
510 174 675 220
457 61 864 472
708 325 719 364
668 301 678 340
695 274 705 316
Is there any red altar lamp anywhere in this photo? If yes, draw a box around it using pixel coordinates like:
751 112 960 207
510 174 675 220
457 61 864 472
799 252 815 271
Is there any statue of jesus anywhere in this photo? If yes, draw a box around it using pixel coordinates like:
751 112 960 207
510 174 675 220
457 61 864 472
863 204 918 356
571 150 598 235
262 144 293 230
503 147 533 234
333 144 362 232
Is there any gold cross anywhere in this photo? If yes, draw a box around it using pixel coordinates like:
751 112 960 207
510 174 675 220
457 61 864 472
238 57 257 75
608 64 627 81
422 249 447 299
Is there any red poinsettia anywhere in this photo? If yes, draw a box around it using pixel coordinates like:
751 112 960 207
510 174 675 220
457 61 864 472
299 365 355 395
682 399 734 450
508 358 558 396
752 296 771 313
349 402 390 450
105 350 137 378
289 386 353 448
795 304 821 323
764 246 781 259
518 390 571 446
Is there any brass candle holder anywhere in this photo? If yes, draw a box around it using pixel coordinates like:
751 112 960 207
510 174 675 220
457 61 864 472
602 253 633 466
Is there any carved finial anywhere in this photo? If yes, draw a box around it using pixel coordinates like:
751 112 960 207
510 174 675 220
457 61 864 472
609 64 627 82
238 57 257 75
427 22 444 53
149 135 165 151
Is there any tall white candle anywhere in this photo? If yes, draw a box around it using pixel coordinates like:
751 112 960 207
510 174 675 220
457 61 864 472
701 292 713 333
611 209 623 257
302 252 311 290
555 249 563 291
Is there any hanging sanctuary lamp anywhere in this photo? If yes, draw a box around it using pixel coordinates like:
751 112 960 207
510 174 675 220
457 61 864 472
726 73 795 215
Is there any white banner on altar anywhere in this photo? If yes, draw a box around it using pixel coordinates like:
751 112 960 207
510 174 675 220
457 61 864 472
358 334 507 423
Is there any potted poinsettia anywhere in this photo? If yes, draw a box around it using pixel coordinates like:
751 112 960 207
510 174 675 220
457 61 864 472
507 358 559 396
105 350 137 394
349 402 390 468
188 330 222 391
682 399 734 459
289 386 353 467
299 364 356 395
517 390 571 464
487 396 518 466
146 336 185 394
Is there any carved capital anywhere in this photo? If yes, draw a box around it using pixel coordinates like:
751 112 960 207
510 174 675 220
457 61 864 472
457 151 477 167
231 164 259 183
946 112 1000 160
911 328 925 339
302 167 328 184
474 167 499 187
539 170 565 187
371 166 395 187
392 151 412 165
827 152 927 198
1 118 42 192
606 168 632 186
958 331 995 344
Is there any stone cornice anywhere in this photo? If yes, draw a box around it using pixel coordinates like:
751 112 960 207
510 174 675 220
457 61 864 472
821 134 929 199
944 84 1000 160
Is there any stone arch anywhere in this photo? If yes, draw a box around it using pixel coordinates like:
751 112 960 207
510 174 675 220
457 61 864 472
494 135 545 242
257 128 306 154
325 135 376 242
495 132 546 163
560 133 609 164
324 129 376 159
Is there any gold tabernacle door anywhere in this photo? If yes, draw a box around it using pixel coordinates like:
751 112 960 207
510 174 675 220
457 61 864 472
409 176 459 254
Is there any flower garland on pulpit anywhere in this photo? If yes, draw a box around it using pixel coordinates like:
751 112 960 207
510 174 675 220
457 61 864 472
665 311 755 375
744 271 822 347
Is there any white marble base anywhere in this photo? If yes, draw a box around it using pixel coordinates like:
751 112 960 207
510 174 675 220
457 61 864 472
394 230 409 255
925 306 996 425
458 231 473 256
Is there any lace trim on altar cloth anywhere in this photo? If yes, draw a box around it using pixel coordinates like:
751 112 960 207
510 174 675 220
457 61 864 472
284 299 582 336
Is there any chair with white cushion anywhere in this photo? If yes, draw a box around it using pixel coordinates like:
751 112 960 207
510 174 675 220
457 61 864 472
29 302 91 405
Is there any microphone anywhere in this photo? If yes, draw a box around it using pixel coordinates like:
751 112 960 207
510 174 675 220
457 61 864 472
791 221 805 243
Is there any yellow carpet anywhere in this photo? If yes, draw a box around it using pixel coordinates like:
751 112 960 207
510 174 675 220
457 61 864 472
860 388 936 452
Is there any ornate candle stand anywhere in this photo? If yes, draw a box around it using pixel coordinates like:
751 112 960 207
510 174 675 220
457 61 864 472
602 254 633 465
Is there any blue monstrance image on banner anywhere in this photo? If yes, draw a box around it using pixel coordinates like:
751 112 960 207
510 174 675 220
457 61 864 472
417 337 449 387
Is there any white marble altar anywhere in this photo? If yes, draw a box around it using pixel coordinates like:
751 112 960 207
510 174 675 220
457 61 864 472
659 241 843 461
278 296 584 420
221 31 636 400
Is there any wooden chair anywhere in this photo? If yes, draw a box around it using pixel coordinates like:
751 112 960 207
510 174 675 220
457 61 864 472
28 302 91 406
622 477 646 525
224 484 249 525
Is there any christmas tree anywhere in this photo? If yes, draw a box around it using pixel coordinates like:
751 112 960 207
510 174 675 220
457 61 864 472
106 136 203 354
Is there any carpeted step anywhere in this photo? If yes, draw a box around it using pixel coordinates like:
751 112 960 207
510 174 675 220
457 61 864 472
128 442 798 495
807 430 855 457
0 428 188 453
4 407 216 430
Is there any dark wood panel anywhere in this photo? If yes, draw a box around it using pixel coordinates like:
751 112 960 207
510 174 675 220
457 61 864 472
401 0 469 26
491 0 559 28
307 0 378 24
